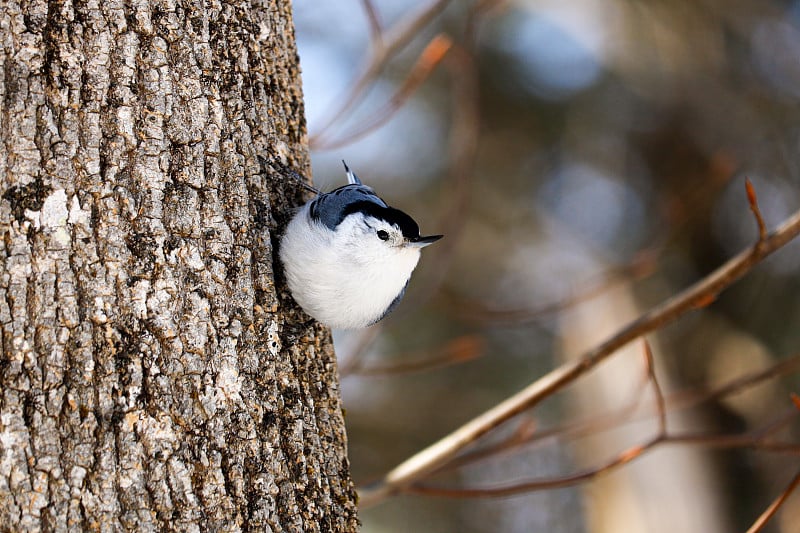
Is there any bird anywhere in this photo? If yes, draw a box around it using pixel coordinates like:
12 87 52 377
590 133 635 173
279 161 442 329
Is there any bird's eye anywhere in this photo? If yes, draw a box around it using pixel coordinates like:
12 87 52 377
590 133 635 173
377 230 389 241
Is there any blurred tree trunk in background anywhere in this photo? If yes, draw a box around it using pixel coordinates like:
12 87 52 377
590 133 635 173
0 1 357 531
560 283 728 533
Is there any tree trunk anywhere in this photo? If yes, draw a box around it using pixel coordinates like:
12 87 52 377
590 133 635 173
0 1 358 531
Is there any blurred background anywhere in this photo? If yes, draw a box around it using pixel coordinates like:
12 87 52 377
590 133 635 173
292 0 800 531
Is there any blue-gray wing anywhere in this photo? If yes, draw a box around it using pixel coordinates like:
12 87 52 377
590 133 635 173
309 184 387 230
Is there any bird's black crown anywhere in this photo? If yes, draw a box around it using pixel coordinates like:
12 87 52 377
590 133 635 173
342 201 421 240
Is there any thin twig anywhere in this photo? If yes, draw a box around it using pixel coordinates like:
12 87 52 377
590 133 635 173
407 342 673 499
316 35 453 150
698 356 800 405
433 416 540 474
360 0 383 47
439 353 800 475
374 40 480 321
346 335 484 377
745 178 768 243
406 406 800 499
409 436 662 498
400 42 479 309
444 248 659 325
643 341 667 435
665 406 800 449
441 359 653 472
358 207 800 508
310 0 453 146
745 469 800 533
407 428 800 499
445 168 735 326
438 350 656 473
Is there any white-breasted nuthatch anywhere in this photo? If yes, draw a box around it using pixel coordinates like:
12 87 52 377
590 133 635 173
279 162 442 329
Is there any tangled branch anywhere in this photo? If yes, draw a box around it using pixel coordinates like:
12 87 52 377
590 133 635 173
359 198 800 508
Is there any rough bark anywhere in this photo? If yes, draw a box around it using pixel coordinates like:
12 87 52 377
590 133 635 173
0 0 358 531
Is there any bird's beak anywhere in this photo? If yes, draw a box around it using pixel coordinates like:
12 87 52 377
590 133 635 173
408 234 443 248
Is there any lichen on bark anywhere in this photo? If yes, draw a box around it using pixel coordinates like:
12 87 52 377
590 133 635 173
0 0 358 531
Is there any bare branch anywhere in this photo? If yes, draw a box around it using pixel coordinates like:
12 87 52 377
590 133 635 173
375 40 480 320
441 416 540 469
666 406 800 450
310 0 453 146
408 436 662 498
745 469 800 533
358 207 800 508
441 352 800 475
440 347 656 473
404 405 800 499
316 35 453 150
401 42 480 304
385 364 800 502
692 356 800 405
407 424 800 499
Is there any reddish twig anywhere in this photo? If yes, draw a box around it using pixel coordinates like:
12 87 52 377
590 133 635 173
398 42 479 309
745 178 768 243
406 404 800 499
666 405 799 450
441 353 656 472
409 436 661 497
442 353 800 476
407 431 800 499
369 38 481 322
435 342 659 474
316 35 453 150
745 469 800 533
435 416 541 474
310 0 453 147
357 359 800 499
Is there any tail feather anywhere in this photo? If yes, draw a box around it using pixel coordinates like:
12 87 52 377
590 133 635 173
342 160 362 185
